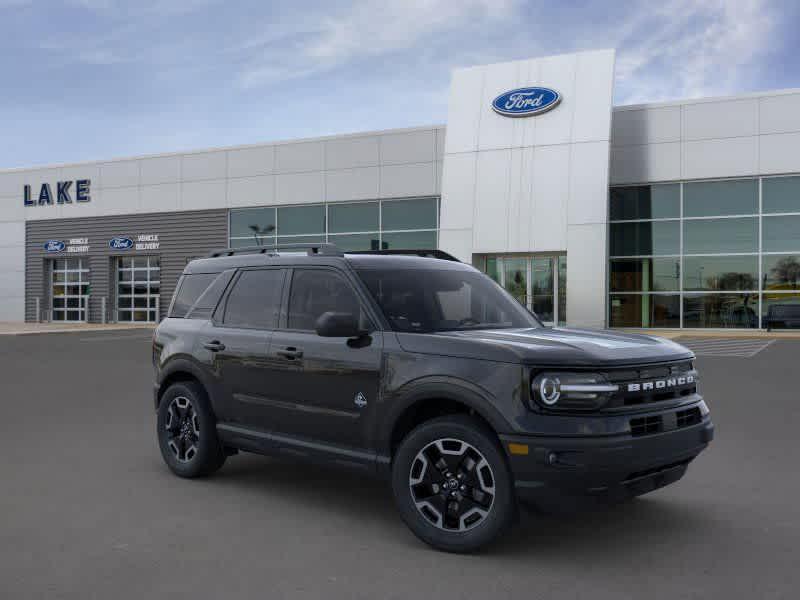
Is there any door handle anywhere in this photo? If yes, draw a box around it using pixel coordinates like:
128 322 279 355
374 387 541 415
276 347 303 360
203 340 226 352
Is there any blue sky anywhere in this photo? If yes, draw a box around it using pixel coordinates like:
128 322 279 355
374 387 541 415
1 0 797 168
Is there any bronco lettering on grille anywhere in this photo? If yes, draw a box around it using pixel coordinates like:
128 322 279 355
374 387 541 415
627 375 694 393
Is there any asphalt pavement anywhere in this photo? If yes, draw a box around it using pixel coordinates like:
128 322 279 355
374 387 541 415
0 330 798 599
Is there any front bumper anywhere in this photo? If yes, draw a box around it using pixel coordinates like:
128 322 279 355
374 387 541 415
500 404 714 510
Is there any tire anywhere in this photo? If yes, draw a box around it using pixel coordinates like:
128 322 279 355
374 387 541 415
156 381 226 478
391 415 516 553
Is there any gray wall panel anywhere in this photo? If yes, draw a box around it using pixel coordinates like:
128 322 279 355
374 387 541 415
25 209 227 322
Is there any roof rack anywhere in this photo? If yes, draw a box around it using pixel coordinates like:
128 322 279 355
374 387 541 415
345 249 461 262
206 243 344 258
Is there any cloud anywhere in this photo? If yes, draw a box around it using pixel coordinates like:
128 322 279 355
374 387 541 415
614 0 778 104
235 0 520 89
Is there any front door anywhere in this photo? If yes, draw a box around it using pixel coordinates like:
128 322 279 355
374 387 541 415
262 267 383 452
478 254 567 326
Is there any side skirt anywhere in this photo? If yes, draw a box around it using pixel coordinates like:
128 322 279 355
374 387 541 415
216 422 390 475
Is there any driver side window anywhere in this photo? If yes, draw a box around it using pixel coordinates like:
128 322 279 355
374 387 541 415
287 269 368 331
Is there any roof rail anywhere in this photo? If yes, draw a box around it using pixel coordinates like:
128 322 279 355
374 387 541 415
206 243 344 258
345 249 461 262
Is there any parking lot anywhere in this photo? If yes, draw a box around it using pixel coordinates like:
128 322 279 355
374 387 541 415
1 330 798 600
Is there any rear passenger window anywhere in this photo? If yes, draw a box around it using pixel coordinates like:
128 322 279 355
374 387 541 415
287 269 365 331
170 273 217 318
222 269 284 329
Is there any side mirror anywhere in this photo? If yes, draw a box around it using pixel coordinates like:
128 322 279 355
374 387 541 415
314 311 364 338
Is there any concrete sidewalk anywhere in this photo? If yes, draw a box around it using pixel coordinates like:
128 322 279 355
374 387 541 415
625 328 800 339
0 322 156 335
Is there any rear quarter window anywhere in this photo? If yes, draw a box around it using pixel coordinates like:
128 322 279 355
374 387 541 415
169 273 218 318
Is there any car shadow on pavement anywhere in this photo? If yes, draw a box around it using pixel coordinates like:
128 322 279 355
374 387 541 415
196 452 716 556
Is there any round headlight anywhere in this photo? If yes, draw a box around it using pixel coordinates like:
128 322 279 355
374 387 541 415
538 376 561 405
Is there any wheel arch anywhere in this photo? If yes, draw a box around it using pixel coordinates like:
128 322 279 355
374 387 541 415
155 357 215 411
381 378 511 460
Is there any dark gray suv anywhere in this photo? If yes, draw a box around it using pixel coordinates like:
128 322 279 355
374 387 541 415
153 244 713 552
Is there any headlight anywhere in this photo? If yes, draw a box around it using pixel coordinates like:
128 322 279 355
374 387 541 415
531 372 618 411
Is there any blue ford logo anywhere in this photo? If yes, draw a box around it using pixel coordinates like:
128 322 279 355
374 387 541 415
109 237 134 250
44 240 65 253
492 87 561 117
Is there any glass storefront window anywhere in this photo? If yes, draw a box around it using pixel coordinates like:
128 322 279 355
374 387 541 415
609 184 680 221
610 221 680 256
328 201 379 233
683 217 757 254
763 215 800 253
762 254 800 291
762 293 800 329
328 233 380 251
558 256 567 325
762 176 800 214
382 197 438 230
682 293 758 328
684 179 757 217
277 235 325 247
277 205 325 235
609 258 680 292
609 294 680 328
230 207 276 238
381 230 437 249
682 255 758 291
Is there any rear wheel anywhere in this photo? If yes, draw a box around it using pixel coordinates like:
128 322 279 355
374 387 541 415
157 381 225 478
392 415 516 553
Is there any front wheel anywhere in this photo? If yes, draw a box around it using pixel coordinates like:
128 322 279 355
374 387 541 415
391 415 516 553
157 381 226 478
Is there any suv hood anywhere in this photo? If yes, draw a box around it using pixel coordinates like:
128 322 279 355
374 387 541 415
396 327 693 367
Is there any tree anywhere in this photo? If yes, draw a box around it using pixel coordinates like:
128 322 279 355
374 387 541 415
769 256 800 288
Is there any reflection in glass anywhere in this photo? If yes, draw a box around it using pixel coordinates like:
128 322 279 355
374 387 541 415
762 293 800 329
277 205 325 235
503 258 528 308
380 230 437 250
762 215 800 253
328 233 380 251
558 256 567 325
230 207 276 239
683 217 757 254
610 221 680 256
762 254 800 291
610 258 680 292
486 257 500 284
532 258 554 322
683 179 757 217
609 294 680 328
762 176 800 214
682 256 758 291
328 202 379 233
381 197 438 231
683 293 758 328
609 184 680 221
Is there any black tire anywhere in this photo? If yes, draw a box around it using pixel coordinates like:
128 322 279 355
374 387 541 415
156 381 226 478
391 415 516 553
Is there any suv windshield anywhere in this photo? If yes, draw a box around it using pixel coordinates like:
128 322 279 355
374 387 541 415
356 268 541 333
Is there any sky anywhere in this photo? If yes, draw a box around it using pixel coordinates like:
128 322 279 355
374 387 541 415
1 0 798 169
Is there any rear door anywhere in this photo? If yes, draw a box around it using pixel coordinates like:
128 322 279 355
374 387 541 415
258 266 383 452
199 267 286 424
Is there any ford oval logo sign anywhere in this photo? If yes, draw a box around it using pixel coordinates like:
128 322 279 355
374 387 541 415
44 240 65 253
109 237 134 250
492 87 561 117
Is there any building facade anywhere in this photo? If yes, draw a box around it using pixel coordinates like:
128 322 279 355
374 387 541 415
2 48 800 329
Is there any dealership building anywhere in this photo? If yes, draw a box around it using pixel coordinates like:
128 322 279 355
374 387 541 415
2 48 800 330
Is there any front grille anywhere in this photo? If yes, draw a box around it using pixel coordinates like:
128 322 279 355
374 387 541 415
676 407 702 428
605 361 697 409
630 415 663 437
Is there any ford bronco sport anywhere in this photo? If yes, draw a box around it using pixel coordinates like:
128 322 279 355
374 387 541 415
153 243 713 552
